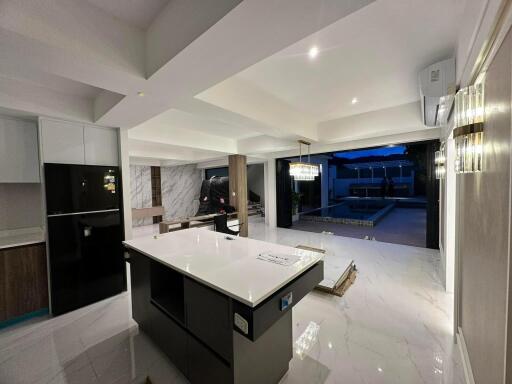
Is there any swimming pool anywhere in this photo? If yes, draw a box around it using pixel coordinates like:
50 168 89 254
301 200 395 227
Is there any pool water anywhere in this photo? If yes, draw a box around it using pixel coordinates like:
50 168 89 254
305 200 393 220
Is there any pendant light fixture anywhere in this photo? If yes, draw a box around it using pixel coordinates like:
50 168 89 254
453 81 484 174
289 140 319 181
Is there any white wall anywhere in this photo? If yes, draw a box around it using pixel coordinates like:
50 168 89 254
444 136 456 293
119 128 133 240
265 159 277 227
456 0 504 87
0 184 42 230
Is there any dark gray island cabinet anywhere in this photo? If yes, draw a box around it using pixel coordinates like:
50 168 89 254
124 228 323 384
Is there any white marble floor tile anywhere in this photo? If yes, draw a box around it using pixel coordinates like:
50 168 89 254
0 219 462 384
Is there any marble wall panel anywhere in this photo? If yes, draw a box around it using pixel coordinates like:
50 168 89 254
161 164 202 221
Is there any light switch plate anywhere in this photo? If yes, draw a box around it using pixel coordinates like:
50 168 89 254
280 292 293 311
234 313 249 335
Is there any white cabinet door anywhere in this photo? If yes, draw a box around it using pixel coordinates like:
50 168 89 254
40 119 85 164
84 125 119 166
0 117 40 182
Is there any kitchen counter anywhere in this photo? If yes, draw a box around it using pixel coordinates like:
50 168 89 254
123 227 322 307
0 227 45 250
124 228 324 384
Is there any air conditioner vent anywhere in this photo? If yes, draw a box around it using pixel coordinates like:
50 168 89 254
419 58 455 127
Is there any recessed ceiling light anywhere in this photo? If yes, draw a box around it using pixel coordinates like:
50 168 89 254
308 46 319 59
137 91 145 97
351 97 358 104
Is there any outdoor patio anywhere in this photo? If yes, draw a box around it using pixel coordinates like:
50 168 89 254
292 207 427 248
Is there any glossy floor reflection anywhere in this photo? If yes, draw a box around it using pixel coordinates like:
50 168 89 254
0 219 463 384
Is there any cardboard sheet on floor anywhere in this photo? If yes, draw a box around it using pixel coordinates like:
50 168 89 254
296 245 355 294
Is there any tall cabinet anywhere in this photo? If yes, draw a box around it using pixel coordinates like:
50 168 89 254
39 117 123 316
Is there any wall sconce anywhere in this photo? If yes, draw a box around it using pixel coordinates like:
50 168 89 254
453 81 484 174
435 143 446 179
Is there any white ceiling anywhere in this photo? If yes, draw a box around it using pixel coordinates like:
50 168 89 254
136 108 259 140
205 0 466 123
0 0 478 164
85 0 170 29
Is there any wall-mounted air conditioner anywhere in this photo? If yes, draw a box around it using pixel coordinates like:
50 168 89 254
419 58 455 127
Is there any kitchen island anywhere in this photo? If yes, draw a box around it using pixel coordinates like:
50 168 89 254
123 228 323 384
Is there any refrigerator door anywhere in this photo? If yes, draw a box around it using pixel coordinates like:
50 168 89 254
45 164 120 215
47 211 126 315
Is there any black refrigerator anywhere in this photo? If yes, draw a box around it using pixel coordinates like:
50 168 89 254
44 163 126 316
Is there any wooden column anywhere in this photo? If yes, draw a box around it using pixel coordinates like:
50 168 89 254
229 155 248 237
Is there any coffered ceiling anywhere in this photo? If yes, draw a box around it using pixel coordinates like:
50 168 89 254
0 0 489 165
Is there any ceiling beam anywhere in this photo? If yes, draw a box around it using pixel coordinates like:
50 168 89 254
128 123 238 154
0 76 93 122
318 101 425 143
97 0 375 128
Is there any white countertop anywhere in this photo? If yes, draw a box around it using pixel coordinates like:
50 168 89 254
123 228 323 307
0 227 45 250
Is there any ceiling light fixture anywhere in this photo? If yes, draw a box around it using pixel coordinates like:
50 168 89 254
137 91 145 97
308 46 319 59
351 97 358 104
289 140 319 181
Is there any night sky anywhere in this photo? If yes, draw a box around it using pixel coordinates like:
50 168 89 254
333 145 406 160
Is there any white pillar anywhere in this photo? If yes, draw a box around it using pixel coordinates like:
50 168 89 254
119 128 132 240
265 159 277 228
445 136 456 293
320 159 329 208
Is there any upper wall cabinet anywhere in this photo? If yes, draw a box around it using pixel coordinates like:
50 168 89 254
40 119 85 165
84 125 119 166
40 118 119 166
0 117 40 183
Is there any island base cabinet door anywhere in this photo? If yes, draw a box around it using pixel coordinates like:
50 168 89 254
148 304 188 375
130 252 151 330
184 277 233 362
187 335 233 384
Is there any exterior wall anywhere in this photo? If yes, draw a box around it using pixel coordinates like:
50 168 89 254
457 27 512 384
333 176 414 197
